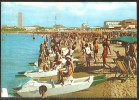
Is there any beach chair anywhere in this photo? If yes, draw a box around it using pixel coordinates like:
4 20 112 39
119 59 135 78
113 59 134 82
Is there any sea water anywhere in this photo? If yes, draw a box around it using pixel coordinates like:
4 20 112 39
1 33 50 90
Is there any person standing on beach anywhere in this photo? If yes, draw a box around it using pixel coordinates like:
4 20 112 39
101 44 108 68
40 43 45 53
93 38 99 63
38 53 43 67
128 43 137 69
44 40 48 49
46 36 48 42
84 43 91 67
124 42 129 54
103 38 111 55
50 36 56 52
128 43 136 59
81 38 86 51
89 43 93 60
56 38 62 47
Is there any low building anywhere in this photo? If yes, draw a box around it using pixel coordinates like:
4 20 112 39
104 21 122 28
64 27 80 32
122 19 137 29
81 23 89 30
1 25 16 28
24 26 39 31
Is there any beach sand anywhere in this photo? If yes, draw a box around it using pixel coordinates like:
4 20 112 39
34 42 137 98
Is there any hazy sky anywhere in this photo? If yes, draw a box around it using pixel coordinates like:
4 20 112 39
1 2 137 27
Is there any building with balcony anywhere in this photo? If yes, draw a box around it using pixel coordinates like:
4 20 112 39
24 26 39 31
122 19 137 29
104 21 122 28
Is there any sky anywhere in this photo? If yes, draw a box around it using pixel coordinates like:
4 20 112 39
1 2 137 27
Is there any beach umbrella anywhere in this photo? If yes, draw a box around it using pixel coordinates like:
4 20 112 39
111 36 121 41
112 36 137 43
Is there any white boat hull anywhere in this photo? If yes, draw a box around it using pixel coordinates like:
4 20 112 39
25 65 62 78
25 58 78 78
26 70 58 78
1 88 8 97
17 76 94 97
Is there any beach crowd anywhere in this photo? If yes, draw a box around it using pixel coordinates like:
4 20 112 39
37 30 137 84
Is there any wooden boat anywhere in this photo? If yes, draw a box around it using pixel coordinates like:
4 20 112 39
16 76 94 97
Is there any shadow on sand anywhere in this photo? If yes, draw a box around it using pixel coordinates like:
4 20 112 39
75 63 118 75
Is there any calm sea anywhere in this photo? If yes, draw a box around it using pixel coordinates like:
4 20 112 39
1 33 50 89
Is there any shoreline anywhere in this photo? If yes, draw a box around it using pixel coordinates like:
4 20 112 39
1 32 50 35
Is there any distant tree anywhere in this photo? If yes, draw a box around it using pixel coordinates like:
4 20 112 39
119 21 125 25
2 27 26 32
36 27 45 31
53 25 65 29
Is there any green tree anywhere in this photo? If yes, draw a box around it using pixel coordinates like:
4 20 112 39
119 21 125 25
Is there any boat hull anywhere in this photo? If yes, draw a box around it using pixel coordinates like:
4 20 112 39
17 76 94 97
1 88 8 97
25 64 62 78
18 57 78 78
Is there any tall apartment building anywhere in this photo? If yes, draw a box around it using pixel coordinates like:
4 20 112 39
18 12 22 28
